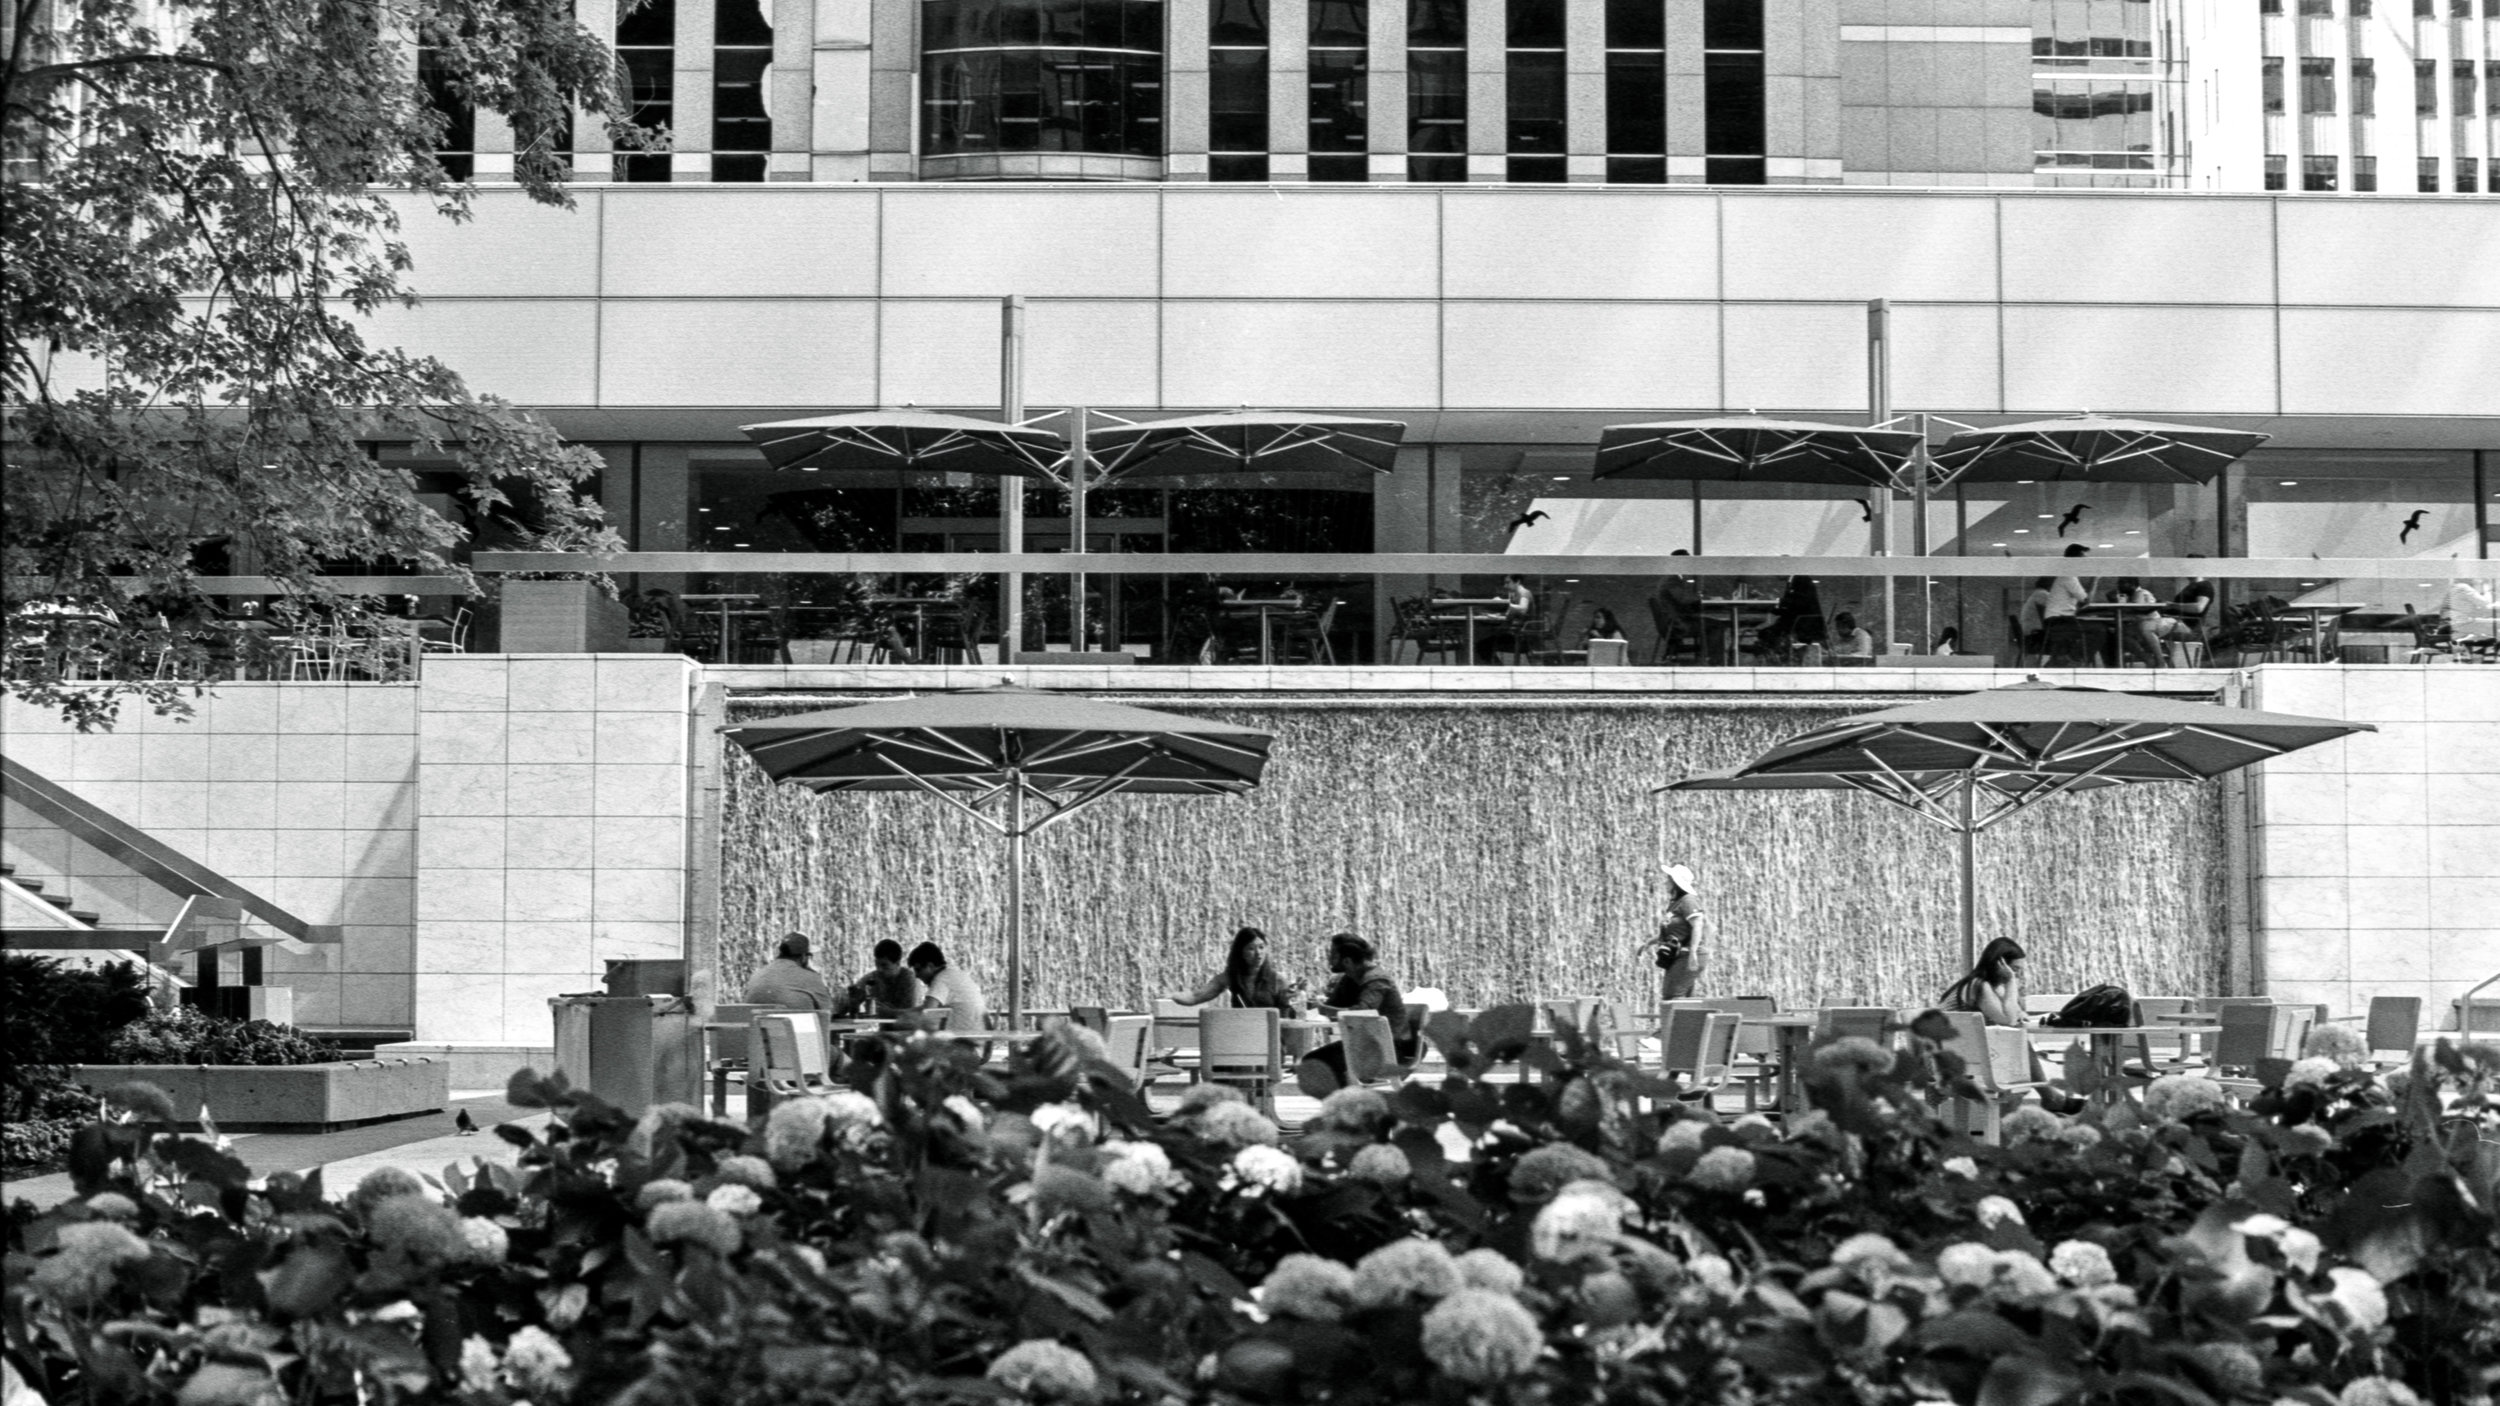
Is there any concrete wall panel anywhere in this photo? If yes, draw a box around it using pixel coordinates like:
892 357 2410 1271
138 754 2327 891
2001 304 2279 414
1163 190 1442 298
2275 203 2500 310
2279 308 2500 417
1162 301 1441 406
1726 302 1996 410
1442 302 1722 407
366 302 600 406
603 190 882 296
1720 193 1999 301
2000 198 2277 305
600 300 879 406
1026 301 1164 406
1440 192 1720 299
881 191 1163 297
391 195 601 298
877 300 1005 407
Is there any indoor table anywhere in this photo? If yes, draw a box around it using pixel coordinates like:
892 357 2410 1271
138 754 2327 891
2287 603 2365 663
1700 599 1778 666
679 592 764 663
1427 597 1507 664
2077 600 2167 667
1220 597 1305 665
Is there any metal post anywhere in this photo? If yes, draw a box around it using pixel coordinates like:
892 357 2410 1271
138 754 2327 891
1913 411 1933 651
1068 408 1090 650
1006 777 1025 1030
1868 299 1895 653
1958 776 1977 970
1000 297 1026 662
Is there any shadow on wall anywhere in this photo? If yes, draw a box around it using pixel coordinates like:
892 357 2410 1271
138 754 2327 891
717 700 2231 1015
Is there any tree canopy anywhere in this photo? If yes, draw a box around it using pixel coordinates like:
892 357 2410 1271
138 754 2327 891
2 0 645 728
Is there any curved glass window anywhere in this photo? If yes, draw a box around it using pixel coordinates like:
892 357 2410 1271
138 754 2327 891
922 0 1165 157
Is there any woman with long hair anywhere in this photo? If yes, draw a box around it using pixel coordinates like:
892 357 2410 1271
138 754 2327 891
1166 927 1302 1014
1940 937 2029 1027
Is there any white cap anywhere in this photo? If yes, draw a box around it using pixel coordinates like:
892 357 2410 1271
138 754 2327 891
1664 863 1697 893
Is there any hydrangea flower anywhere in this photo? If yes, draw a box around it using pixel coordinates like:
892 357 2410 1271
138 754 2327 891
1051 1022 1111 1066
1230 1144 1303 1195
943 1095 987 1128
2337 1378 2422 1406
1313 1085 1392 1134
2187 1341 2265 1396
1258 1254 1356 1322
1811 1036 1896 1076
1419 1289 1545 1384
707 1183 764 1217
1531 1181 1628 1264
1030 1102 1095 1143
1656 1120 1711 1154
1782 1109 1835 1140
2143 1074 2229 1122
1509 1143 1614 1202
2284 1057 2340 1092
29 1221 152 1307
82 1193 139 1220
1197 1101 1283 1149
459 1336 501 1395
764 1092 883 1170
1936 1242 2002 1288
1100 1140 1182 1196
2055 1123 2104 1150
1684 1253 1737 1297
2325 1267 2388 1332
345 1166 426 1224
458 1217 510 1262
1941 1156 1980 1178
1350 1238 1463 1308
502 1325 575 1398
1176 1083 1248 1115
2001 1104 2064 1143
713 1155 777 1190
986 1339 1100 1401
1349 1142 1411 1185
2302 1022 2367 1068
1975 1195 2025 1228
2048 1239 2117 1288
1455 1248 1526 1296
636 1178 695 1209
368 1196 471 1264
1830 1232 1911 1279
1992 1250 2061 1302
1686 1146 1756 1192
646 1200 742 1255
2281 1124 2336 1156
2277 1228 2324 1274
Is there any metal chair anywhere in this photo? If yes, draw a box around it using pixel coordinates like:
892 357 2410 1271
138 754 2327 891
705 1003 772 1117
1339 1010 1416 1087
1705 996 1784 1110
1812 1006 1893 1047
1281 599 1341 665
1199 1007 1284 1115
750 1011 837 1118
1658 1009 1740 1106
1152 997 1203 1072
1933 1012 2054 1143
2362 996 2421 1062
1101 1014 1154 1089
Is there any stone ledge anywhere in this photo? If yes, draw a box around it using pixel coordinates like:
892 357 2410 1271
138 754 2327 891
66 1059 450 1132
374 1043 555 1091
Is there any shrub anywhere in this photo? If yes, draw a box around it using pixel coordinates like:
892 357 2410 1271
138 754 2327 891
0 953 150 1103
104 1006 339 1066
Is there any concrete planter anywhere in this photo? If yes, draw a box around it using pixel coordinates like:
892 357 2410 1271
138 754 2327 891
67 1058 450 1132
498 580 628 653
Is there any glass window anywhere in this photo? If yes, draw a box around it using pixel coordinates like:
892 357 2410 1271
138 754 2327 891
2461 156 2482 192
2488 60 2500 116
1211 0 1269 43
2228 452 2477 623
2417 155 2438 191
2302 153 2337 189
2260 0 2280 13
1409 47 1467 161
1309 51 1369 154
2300 56 2334 113
1209 48 1270 155
2036 79 2159 162
2351 0 2369 14
1607 0 1663 49
714 0 775 183
1509 0 1564 46
1702 0 1762 51
1409 0 1466 46
2265 153 2286 187
2263 57 2283 115
1608 52 1665 153
1705 51 1765 161
1607 155 1666 181
616 0 675 182
920 0 1165 159
2456 59 2478 115
2410 0 2428 14
2351 57 2373 116
2297 0 2330 12
1312 0 1367 44
2415 59 2436 115
1508 50 1566 153
416 46 476 182
2353 153 2375 189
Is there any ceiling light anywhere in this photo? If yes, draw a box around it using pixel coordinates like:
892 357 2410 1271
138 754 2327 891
2037 514 2054 519
2016 480 2034 484
2014 528 2031 534
2098 542 2114 548
735 542 751 548
2123 529 2141 535
697 508 711 513
2300 580 2316 586
1551 475 1571 481
1991 541 2009 547
2279 480 2298 486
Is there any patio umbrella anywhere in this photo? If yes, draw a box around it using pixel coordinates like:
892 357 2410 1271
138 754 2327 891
1594 415 1925 488
740 410 1066 477
1657 679 2371 966
1086 409 1407 480
1931 415 2270 486
720 683 1274 1026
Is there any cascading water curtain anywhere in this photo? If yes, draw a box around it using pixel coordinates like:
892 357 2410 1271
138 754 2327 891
719 698 2230 1017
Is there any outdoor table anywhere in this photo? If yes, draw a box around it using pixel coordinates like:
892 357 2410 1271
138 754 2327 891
1701 599 1778 666
2078 600 2167 667
2027 1024 2219 1105
1219 598 1305 665
1751 1013 1818 1115
867 595 957 659
1428 598 1506 664
680 593 764 662
1281 1016 1336 1060
2288 603 2365 663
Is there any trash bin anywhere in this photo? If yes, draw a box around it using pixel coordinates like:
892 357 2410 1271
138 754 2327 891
604 959 685 998
547 994 700 1116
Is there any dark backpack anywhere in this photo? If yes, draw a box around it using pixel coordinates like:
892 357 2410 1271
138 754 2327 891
2042 983 2132 1029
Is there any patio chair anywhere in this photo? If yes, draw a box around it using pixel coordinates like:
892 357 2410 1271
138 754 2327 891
1812 1006 1894 1048
705 1003 772 1117
2362 996 2422 1065
1540 994 1603 1037
1657 1009 1739 1107
1200 1007 1284 1116
1932 1011 2056 1143
1340 1011 1417 1087
1601 1000 1655 1065
1705 996 1783 1110
1281 599 1342 665
751 1011 837 1117
1386 596 1460 666
1101 1014 1155 1090
2212 1002 2312 1099
2128 996 2202 1074
1649 596 1698 664
1153 997 1203 1072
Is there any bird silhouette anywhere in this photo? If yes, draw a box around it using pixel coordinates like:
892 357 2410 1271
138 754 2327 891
2056 503 2091 537
1506 509 1551 534
454 1107 477 1136
1853 498 1873 523
2399 509 2428 544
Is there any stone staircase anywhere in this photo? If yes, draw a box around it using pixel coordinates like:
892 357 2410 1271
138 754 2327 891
0 861 101 926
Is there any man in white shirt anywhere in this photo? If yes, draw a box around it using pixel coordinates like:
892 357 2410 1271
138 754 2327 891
906 941 989 1033
2445 577 2498 641
2042 545 2095 664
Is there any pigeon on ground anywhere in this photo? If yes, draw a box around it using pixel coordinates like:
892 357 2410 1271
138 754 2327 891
455 1107 477 1135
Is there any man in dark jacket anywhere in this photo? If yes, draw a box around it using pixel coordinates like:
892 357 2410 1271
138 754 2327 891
1294 932 1418 1097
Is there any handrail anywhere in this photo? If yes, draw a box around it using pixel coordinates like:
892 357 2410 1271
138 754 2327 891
0 755 338 944
2466 971 2500 1039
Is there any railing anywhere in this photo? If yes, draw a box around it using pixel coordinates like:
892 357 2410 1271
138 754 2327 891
2466 971 2500 1039
0 756 340 945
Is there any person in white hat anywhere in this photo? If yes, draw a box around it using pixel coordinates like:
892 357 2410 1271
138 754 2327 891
1656 863 1706 1002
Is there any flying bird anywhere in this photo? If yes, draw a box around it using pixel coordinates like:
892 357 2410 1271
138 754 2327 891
1506 509 1550 534
454 1107 477 1136
1853 498 1873 523
2056 503 2091 537
2399 509 2428 544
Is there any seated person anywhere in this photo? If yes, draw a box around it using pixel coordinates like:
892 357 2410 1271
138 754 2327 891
743 933 835 1010
1756 575 1828 661
1827 611 1874 657
1166 926 1302 1014
1584 607 1627 643
2104 577 2159 665
1293 933 1420 1097
833 938 926 1018
2018 579 2052 643
906 941 989 1033
1475 575 1535 664
2445 576 2498 642
1932 626 1962 656
2141 563 2215 661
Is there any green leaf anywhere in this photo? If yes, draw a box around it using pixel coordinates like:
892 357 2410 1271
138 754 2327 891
259 1244 354 1319
1471 1005 1537 1060
1979 1357 2082 1406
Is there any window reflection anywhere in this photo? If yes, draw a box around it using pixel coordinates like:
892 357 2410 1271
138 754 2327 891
921 0 1165 158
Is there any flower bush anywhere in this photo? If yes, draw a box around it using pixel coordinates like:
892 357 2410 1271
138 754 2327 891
4 1010 2496 1406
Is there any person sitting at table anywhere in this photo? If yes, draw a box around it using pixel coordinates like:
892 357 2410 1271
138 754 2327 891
1827 611 1874 658
906 941 989 1033
1940 937 2030 1027
1583 607 1627 644
1475 575 1535 664
743 933 835 1010
2139 561 2215 664
1754 575 1828 663
2443 575 2498 644
2103 578 2159 665
833 938 925 1018
1165 926 1303 1014
1931 626 1962 656
1293 932 1419 1097
2041 546 2094 665
1652 558 1702 660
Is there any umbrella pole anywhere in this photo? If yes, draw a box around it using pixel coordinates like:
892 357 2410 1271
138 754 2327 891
1069 409 1090 651
1958 777 1977 970
1912 412 1932 652
1867 299 1896 653
1001 296 1026 662
1007 775 1026 1030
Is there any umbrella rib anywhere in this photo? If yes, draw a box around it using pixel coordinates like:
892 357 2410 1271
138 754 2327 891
876 757 1010 835
1837 771 1964 831
1019 757 1159 836
2035 724 2184 769
2176 724 2291 758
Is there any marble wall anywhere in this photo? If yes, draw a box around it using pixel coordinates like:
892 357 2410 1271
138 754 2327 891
2249 666 2500 1029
